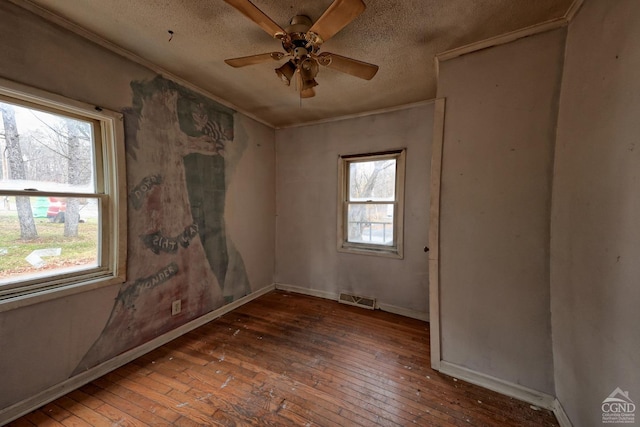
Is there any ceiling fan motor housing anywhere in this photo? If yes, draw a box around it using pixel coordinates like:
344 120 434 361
288 15 312 31
282 15 318 58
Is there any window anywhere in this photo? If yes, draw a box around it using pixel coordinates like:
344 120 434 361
0 79 126 309
337 149 405 258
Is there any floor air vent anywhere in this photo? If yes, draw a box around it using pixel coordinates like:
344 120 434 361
338 292 376 310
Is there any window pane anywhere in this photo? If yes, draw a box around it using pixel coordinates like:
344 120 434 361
347 203 394 245
0 196 99 285
348 159 396 201
0 100 95 193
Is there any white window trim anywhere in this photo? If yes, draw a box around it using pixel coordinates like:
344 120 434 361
0 78 127 312
337 149 406 259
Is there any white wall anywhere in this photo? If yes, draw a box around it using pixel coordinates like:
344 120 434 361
436 29 566 394
0 2 275 414
551 0 640 425
275 104 433 316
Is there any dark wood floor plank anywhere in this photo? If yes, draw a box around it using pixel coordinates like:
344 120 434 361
92 403 144 427
4 419 35 427
23 410 63 427
38 402 72 423
196 323 456 426
6 290 559 427
58 413 93 427
66 390 103 411
78 383 174 427
91 376 181 423
54 396 112 427
209 310 470 424
101 372 214 425
184 353 379 427
202 335 408 426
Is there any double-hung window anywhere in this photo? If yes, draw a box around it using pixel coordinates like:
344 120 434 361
0 79 126 309
337 149 405 258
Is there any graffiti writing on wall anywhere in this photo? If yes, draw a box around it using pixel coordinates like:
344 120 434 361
116 262 179 309
130 174 163 209
141 223 199 254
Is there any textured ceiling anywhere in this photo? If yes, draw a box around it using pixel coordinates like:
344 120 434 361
25 0 573 127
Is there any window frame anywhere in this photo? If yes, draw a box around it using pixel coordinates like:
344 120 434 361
0 78 127 312
337 149 406 259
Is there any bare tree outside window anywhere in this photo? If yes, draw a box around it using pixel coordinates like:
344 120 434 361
347 159 396 245
63 118 93 237
0 103 38 240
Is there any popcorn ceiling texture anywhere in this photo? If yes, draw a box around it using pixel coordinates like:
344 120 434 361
26 0 573 127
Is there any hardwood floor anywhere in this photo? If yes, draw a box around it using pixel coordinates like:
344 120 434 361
7 290 559 426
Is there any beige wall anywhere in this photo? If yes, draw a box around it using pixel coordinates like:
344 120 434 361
436 29 566 394
0 2 275 413
275 104 432 315
551 0 640 424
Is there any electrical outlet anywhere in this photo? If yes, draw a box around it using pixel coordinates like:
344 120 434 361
171 299 181 316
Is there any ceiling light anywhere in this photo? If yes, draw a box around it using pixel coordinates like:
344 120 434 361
300 88 316 98
275 61 296 86
301 78 318 92
299 58 319 80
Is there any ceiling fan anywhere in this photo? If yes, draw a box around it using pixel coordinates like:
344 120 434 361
223 0 379 98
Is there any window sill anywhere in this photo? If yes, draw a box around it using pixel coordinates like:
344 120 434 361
0 273 124 313
337 244 404 259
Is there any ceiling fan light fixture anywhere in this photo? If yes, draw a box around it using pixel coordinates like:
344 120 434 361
300 87 316 98
275 61 296 86
301 78 318 91
299 58 319 80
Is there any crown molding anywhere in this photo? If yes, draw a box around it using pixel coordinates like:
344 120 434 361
563 0 585 22
435 0 584 65
7 0 274 129
276 99 435 130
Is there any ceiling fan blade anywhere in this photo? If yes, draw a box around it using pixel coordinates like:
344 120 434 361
223 0 286 38
316 52 378 80
307 0 366 44
225 52 285 68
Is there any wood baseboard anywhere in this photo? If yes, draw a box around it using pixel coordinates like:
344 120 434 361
437 361 573 425
553 398 574 427
438 361 556 410
274 283 428 320
0 284 275 425
274 283 338 301
376 302 428 321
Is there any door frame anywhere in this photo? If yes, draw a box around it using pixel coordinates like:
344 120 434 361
429 98 445 370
